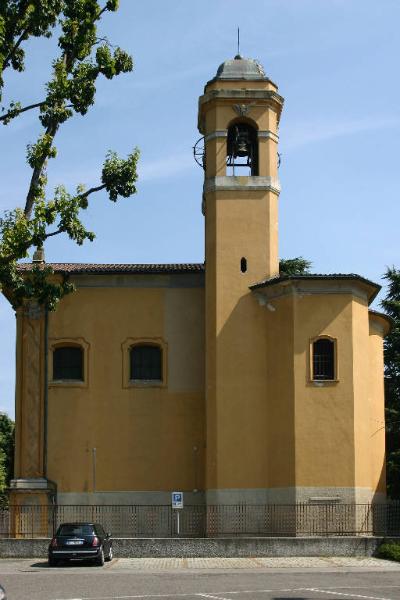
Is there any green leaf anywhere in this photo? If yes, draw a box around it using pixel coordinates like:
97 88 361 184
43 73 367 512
102 148 140 202
279 257 312 276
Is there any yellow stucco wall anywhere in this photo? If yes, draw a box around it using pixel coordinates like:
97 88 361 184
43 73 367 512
204 188 278 490
257 283 387 500
292 292 356 489
46 280 205 494
14 306 46 479
265 294 296 489
368 316 387 496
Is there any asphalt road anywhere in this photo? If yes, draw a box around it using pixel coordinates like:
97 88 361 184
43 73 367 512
1 557 400 600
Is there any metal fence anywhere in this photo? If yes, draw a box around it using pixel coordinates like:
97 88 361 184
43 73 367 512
1 503 399 538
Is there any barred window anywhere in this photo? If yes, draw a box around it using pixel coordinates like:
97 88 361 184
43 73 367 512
130 345 162 381
53 346 83 381
312 338 335 381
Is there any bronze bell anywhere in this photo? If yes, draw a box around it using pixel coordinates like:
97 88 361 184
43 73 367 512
234 128 250 157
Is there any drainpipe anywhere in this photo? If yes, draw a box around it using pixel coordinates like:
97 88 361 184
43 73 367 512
44 308 49 478
33 247 49 481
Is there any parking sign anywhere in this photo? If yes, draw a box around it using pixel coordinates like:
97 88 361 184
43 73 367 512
172 491 183 509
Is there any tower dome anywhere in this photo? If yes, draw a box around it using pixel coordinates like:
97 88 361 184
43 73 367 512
214 54 266 80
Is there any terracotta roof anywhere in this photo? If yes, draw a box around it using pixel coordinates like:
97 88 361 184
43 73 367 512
250 273 381 303
18 263 205 275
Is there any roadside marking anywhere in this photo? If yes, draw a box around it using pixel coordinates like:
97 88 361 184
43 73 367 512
51 588 326 600
55 591 275 600
53 586 400 600
197 595 233 600
66 590 282 600
56 594 213 599
305 588 393 600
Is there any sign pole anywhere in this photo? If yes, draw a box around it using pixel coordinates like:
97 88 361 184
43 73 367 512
171 492 183 537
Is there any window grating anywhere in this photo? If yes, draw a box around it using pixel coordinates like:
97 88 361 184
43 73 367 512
53 346 83 380
313 338 335 380
130 345 162 381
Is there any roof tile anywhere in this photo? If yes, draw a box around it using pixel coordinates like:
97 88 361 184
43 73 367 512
18 263 205 275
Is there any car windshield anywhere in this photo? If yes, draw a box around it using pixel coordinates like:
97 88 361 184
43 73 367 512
57 524 94 536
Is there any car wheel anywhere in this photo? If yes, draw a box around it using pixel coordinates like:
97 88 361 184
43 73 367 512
96 548 105 566
48 556 58 567
105 545 113 562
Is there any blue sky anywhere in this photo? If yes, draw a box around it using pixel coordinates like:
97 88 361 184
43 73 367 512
1 0 400 417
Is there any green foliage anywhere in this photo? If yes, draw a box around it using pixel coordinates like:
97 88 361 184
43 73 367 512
279 257 312 277
381 267 400 498
1 99 21 124
26 133 57 167
0 413 14 505
377 542 400 562
0 1 139 310
0 1 63 98
102 149 140 202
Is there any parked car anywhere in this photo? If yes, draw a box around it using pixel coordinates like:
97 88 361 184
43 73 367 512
48 522 113 566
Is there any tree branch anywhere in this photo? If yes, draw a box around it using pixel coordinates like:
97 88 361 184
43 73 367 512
44 228 62 239
79 183 106 199
1 0 31 70
3 27 29 71
22 5 113 219
0 178 107 265
98 6 108 19
24 121 59 219
0 101 45 123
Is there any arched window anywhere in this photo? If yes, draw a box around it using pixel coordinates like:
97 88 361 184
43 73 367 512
312 338 336 381
53 346 83 381
130 345 162 382
226 122 258 176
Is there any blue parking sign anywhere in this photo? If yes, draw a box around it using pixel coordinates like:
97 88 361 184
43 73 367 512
172 491 183 509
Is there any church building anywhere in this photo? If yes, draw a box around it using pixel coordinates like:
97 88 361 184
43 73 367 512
4 55 390 528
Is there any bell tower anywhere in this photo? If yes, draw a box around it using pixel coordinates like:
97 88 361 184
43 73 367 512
198 55 284 504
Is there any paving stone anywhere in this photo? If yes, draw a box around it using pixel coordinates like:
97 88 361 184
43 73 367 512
113 556 400 570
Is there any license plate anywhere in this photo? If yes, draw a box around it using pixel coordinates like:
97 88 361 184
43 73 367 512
66 540 84 545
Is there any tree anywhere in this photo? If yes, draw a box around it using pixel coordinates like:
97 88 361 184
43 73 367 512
0 0 139 310
0 413 14 505
381 266 400 498
279 256 312 277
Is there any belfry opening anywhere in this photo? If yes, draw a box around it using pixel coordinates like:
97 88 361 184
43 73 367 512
226 122 258 176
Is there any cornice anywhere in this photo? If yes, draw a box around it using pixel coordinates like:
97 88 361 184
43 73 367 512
368 309 392 336
199 89 284 107
204 176 281 195
258 130 279 142
204 130 228 142
252 277 380 306
204 129 278 143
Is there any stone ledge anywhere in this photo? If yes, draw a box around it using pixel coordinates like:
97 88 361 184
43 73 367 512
204 176 281 194
0 537 397 558
9 478 53 490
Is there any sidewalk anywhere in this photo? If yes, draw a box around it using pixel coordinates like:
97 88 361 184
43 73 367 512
112 556 400 570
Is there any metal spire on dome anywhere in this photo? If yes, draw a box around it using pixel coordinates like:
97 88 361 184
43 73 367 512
236 27 241 59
